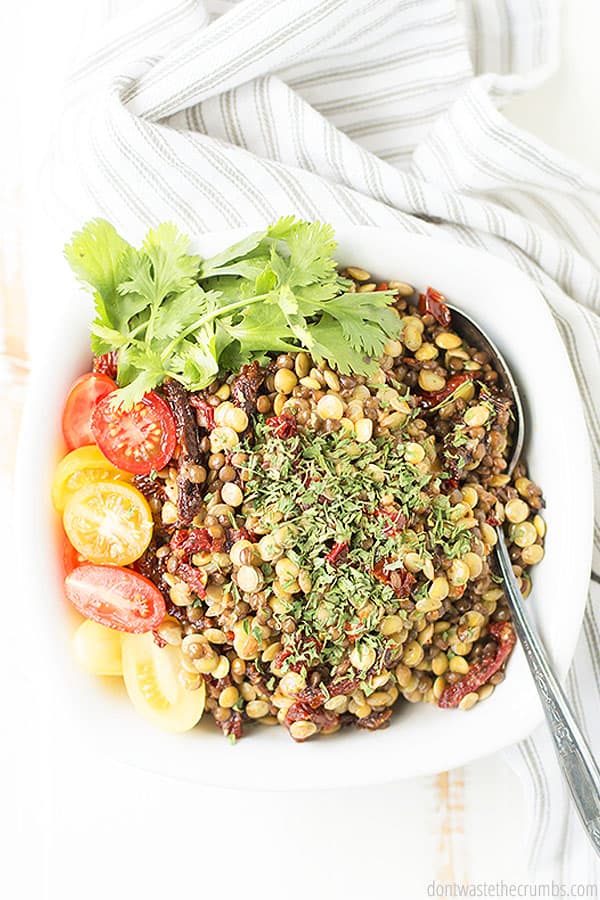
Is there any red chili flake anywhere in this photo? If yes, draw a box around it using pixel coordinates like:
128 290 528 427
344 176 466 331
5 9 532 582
266 413 298 439
372 507 407 536
344 622 362 642
92 351 118 378
226 630 235 642
486 514 500 527
438 621 516 709
272 647 293 671
325 540 349 566
371 559 415 598
376 282 389 291
441 478 459 493
418 286 451 327
189 395 216 430
174 562 207 599
152 630 167 648
170 528 216 554
418 372 472 410
371 558 391 586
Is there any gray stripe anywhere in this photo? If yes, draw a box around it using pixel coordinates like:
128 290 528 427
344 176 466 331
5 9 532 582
129 0 384 120
287 27 462 90
313 69 470 116
71 0 201 83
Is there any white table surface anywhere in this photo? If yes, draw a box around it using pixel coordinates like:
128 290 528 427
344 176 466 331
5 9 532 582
2 1 599 897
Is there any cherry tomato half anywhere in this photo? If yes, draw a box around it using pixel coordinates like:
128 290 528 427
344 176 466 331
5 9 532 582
122 633 206 732
62 373 118 450
91 391 177 476
51 445 132 512
65 564 166 633
63 480 154 567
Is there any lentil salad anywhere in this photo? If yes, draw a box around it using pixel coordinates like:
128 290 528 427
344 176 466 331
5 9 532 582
54 219 545 741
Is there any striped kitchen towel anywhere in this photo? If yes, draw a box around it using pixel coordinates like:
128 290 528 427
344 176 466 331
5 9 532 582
48 0 600 881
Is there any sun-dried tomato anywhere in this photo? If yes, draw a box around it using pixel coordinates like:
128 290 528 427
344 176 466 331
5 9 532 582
325 540 349 566
174 562 207 599
284 701 338 737
329 677 359 697
372 507 407 536
222 711 243 740
486 514 500 527
296 686 326 710
231 361 265 418
228 526 257 544
266 413 298 439
390 567 416 598
356 708 393 730
418 286 451 327
93 351 118 378
170 528 217 554
133 473 167 503
418 373 472 410
438 621 516 709
479 384 509 418
299 676 359 706
371 559 415 598
189 395 215 430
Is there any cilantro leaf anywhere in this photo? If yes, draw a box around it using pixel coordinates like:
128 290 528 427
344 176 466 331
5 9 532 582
310 314 377 376
320 291 399 357
66 215 404 407
222 303 300 353
64 219 132 309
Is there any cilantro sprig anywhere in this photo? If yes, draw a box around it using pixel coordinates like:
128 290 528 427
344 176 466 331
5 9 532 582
65 217 401 407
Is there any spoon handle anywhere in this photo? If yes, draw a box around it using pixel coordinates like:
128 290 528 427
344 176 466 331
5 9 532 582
495 529 600 857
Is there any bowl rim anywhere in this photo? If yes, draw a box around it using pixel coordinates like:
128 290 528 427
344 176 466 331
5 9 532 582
15 226 594 790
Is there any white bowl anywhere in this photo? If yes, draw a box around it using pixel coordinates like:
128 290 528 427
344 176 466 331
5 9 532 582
15 228 593 790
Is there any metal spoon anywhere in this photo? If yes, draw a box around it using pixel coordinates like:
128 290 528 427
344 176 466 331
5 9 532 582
446 303 600 857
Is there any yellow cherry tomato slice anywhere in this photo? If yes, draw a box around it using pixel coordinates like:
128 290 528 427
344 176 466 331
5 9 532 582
73 619 123 676
63 480 153 566
121 633 206 732
52 445 132 512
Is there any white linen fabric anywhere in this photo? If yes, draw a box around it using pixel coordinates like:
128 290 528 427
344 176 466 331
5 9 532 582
48 0 600 880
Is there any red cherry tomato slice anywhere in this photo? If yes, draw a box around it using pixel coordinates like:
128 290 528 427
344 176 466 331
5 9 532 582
91 391 177 475
65 564 166 633
62 373 118 450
